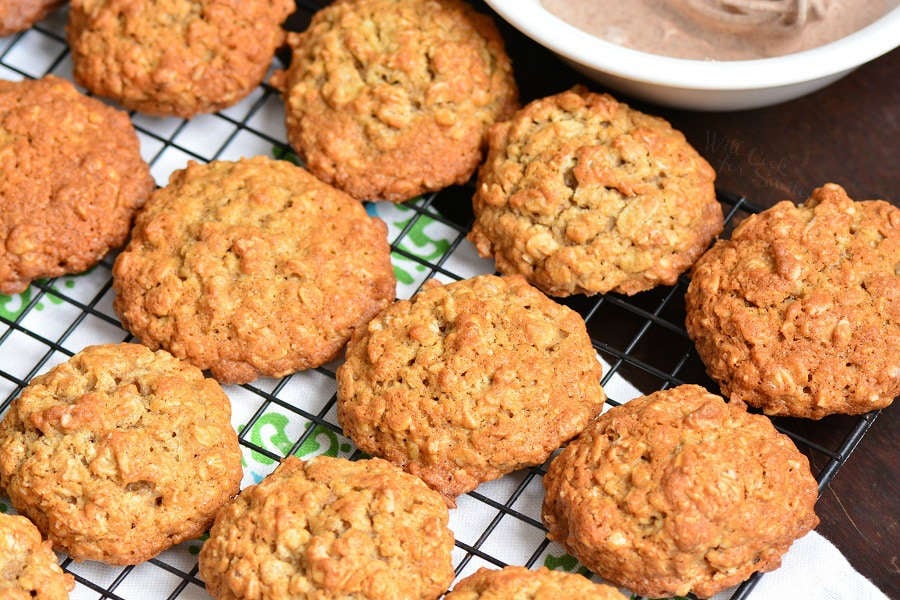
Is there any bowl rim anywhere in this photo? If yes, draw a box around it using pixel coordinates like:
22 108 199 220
484 0 900 90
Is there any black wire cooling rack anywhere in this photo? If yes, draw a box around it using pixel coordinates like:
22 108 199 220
0 2 886 599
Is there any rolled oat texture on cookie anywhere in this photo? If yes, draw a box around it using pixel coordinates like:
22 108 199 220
445 566 627 599
0 0 64 36
0 512 74 599
272 0 518 202
0 343 242 565
469 86 722 297
112 156 396 384
541 384 820 599
199 455 455 600
68 0 294 117
337 274 605 505
685 183 899 418
0 75 154 295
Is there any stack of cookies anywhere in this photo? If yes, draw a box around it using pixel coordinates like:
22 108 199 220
1 0 897 599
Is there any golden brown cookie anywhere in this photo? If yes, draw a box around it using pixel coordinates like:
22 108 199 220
0 512 74 600
469 86 722 297
542 384 819 599
199 455 455 600
0 0 63 36
685 183 899 419
337 274 605 505
0 75 154 295
68 0 294 117
113 156 396 384
445 566 627 600
0 343 242 565
271 0 517 202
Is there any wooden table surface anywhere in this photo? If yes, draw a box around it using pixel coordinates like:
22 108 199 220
481 8 899 597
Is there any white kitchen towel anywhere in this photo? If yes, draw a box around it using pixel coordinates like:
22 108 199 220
723 531 889 600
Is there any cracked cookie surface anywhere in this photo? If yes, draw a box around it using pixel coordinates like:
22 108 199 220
68 0 294 117
541 385 819 599
0 512 74 599
337 274 605 504
199 455 455 600
0 343 242 565
272 0 517 202
685 183 899 418
0 75 154 295
469 86 721 297
113 156 396 384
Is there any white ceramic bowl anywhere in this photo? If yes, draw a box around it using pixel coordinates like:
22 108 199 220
484 0 900 111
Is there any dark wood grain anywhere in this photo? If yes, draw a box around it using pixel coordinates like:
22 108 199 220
479 5 899 595
658 50 900 208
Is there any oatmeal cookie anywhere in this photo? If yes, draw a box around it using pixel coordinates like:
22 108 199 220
113 156 395 384
445 566 626 599
0 75 154 295
469 86 721 297
0 512 74 599
337 274 605 504
271 0 517 202
0 0 63 36
0 343 242 565
685 183 899 418
542 384 819 599
199 455 455 600
68 0 294 117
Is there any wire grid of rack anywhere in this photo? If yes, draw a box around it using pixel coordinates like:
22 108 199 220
0 2 884 599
